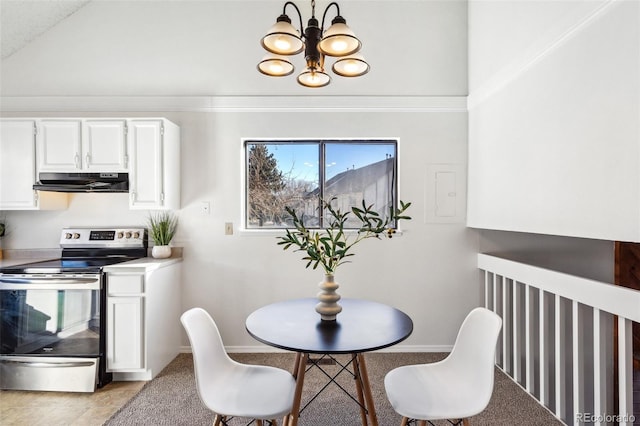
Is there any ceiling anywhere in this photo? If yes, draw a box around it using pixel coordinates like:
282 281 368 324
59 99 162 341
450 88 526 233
1 0 91 59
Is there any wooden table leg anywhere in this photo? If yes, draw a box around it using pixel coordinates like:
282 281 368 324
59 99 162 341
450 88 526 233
287 352 308 426
357 353 378 426
351 354 368 426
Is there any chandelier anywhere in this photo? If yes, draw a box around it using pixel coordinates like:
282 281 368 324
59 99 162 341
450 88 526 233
257 0 370 88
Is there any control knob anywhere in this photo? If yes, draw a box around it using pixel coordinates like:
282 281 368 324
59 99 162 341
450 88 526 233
64 233 72 239
133 231 140 239
125 232 132 239
73 233 80 239
117 232 124 239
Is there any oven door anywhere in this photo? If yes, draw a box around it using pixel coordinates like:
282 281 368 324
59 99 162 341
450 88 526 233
0 274 103 392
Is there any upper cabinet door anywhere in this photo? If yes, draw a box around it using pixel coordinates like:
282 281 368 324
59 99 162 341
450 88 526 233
38 120 82 172
0 120 38 209
83 120 128 172
128 120 164 209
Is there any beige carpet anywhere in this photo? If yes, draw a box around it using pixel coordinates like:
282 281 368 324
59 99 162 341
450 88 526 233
105 352 562 426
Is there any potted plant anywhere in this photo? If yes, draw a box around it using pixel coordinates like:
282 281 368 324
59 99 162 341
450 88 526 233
277 197 411 320
148 211 178 259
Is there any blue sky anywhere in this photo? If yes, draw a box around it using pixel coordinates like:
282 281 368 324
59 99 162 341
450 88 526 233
265 142 396 183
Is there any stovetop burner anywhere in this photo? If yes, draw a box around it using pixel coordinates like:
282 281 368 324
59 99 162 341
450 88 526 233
0 227 148 275
0 256 143 274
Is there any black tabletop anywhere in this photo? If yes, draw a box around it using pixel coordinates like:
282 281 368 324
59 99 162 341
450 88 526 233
245 298 413 354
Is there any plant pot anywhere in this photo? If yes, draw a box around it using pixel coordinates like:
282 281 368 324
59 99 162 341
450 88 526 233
315 274 342 321
152 245 171 259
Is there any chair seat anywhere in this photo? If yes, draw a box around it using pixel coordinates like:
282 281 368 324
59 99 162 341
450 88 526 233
200 362 296 419
181 307 297 423
385 362 490 420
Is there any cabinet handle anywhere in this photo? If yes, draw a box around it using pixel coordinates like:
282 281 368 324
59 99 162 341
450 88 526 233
74 153 80 169
131 191 137 202
85 153 91 167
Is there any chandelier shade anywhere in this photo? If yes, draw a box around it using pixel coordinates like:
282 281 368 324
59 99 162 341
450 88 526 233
297 67 331 88
261 17 304 55
257 54 295 77
332 52 369 77
317 19 361 57
257 1 369 88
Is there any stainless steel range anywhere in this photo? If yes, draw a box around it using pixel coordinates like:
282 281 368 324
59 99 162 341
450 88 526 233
0 227 147 392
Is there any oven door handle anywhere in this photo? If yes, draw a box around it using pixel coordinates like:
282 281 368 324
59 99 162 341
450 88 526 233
0 278 101 290
0 359 96 368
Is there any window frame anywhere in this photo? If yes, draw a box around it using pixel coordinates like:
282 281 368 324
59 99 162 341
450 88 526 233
243 138 399 230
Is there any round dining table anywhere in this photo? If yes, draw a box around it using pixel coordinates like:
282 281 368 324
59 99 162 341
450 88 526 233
246 298 413 426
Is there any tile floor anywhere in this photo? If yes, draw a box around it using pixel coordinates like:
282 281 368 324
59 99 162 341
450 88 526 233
0 380 145 426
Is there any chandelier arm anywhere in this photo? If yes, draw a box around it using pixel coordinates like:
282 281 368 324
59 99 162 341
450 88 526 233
283 1 305 38
320 2 341 31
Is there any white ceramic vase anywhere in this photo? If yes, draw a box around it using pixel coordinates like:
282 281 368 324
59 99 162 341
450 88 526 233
152 245 171 259
315 274 342 321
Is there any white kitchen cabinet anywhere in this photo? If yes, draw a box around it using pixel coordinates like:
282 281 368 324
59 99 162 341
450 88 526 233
105 259 181 380
106 274 144 371
83 120 128 172
128 119 180 210
37 119 127 172
37 120 82 172
0 120 67 210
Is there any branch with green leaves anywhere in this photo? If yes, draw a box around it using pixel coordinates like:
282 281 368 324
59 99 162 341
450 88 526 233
277 198 411 274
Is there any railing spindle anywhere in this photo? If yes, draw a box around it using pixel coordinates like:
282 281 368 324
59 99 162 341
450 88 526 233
618 317 633 426
555 294 567 422
572 300 584 425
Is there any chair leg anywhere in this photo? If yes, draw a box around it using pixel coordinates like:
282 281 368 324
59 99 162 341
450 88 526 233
213 415 222 426
417 421 427 426
400 417 409 426
256 420 263 426
462 419 470 426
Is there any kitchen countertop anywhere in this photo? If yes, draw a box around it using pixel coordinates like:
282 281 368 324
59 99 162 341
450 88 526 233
102 256 182 272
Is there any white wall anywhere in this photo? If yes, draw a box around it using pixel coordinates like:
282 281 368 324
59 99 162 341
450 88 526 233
1 107 474 350
1 0 468 97
467 0 640 242
0 1 475 350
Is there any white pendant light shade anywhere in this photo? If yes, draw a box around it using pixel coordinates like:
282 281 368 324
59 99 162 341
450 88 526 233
297 68 331 88
332 52 369 77
258 54 295 77
261 20 304 55
317 22 361 57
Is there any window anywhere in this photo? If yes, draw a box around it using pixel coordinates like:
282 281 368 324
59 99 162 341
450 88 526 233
245 139 398 229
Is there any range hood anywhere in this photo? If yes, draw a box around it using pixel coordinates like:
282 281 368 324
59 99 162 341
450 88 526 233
33 173 129 193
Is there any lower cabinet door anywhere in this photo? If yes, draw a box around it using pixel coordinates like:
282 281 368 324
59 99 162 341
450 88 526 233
106 296 144 371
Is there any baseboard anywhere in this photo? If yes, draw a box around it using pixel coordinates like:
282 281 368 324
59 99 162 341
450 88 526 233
179 344 453 354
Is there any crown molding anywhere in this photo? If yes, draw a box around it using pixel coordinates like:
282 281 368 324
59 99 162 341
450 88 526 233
0 96 467 113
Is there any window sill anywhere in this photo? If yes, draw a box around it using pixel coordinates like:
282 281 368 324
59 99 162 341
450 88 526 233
237 228 405 237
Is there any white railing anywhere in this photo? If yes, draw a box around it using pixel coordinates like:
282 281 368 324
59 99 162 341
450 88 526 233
478 254 640 426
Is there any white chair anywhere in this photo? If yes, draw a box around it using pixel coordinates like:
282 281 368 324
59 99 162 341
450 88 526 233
384 307 502 426
181 308 296 426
